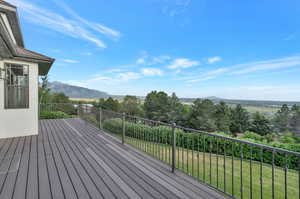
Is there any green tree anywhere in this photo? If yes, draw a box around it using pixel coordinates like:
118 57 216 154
121 95 141 115
214 101 231 133
103 97 120 112
249 112 272 136
188 99 216 131
290 106 300 136
291 104 300 112
230 104 250 136
38 75 51 103
274 104 290 132
168 93 187 124
51 93 70 103
97 98 106 108
144 91 170 122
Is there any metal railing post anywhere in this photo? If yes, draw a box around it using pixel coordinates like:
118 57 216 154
122 112 126 145
172 123 176 173
99 107 102 130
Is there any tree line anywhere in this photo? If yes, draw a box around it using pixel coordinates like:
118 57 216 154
91 91 300 141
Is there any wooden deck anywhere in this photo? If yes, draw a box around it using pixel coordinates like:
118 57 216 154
0 118 227 199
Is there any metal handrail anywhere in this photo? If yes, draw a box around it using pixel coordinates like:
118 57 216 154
104 108 300 157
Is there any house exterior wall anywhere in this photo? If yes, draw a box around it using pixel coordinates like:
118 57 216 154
0 59 39 139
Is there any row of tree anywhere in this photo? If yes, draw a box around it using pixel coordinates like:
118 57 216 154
92 91 300 137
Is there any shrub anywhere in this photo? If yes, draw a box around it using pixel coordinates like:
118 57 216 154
243 131 263 141
40 111 72 119
102 118 300 169
279 131 296 144
264 133 275 143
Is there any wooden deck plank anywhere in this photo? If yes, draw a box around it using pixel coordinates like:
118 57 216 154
47 120 103 199
52 119 122 199
69 119 199 199
66 119 180 199
37 124 52 199
83 119 224 199
0 118 228 199
44 119 81 199
40 120 64 199
0 137 24 199
13 136 31 199
0 137 20 194
62 120 156 199
0 138 14 167
55 119 128 198
0 139 7 151
26 136 38 199
71 118 225 199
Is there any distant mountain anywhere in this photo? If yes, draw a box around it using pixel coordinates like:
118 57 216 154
48 81 110 99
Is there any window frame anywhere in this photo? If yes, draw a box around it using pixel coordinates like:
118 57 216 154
4 62 30 109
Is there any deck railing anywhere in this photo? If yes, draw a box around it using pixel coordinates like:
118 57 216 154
41 103 300 199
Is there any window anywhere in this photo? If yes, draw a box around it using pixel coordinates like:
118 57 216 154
4 63 29 109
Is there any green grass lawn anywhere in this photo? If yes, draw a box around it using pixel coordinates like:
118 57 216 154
120 135 299 199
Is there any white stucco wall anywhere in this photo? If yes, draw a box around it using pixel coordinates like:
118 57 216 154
0 59 39 139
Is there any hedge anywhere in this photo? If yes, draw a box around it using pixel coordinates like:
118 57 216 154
103 118 300 169
40 111 73 119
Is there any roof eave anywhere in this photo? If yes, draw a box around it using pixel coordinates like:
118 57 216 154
13 56 55 75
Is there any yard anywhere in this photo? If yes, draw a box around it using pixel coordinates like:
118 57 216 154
122 135 298 199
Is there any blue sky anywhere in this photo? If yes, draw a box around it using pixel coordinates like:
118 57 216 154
7 0 300 101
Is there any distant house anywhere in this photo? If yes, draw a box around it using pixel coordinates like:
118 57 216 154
0 0 54 138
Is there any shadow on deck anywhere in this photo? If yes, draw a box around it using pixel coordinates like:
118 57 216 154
0 118 227 199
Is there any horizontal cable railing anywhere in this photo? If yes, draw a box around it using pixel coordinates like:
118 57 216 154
41 104 300 199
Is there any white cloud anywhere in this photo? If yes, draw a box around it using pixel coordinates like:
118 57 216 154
186 68 229 83
184 55 300 83
7 0 121 48
231 56 300 75
136 58 146 64
141 68 164 76
93 24 121 40
105 68 127 73
52 0 121 40
152 55 171 64
207 56 222 64
167 58 200 69
136 52 171 65
117 72 141 81
63 59 79 63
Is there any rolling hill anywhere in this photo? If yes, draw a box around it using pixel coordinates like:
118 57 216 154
48 81 111 99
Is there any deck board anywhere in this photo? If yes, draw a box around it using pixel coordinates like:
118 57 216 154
27 135 39 199
70 118 218 199
62 120 163 199
0 137 24 199
0 118 227 199
40 121 64 199
13 136 30 199
53 120 126 199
